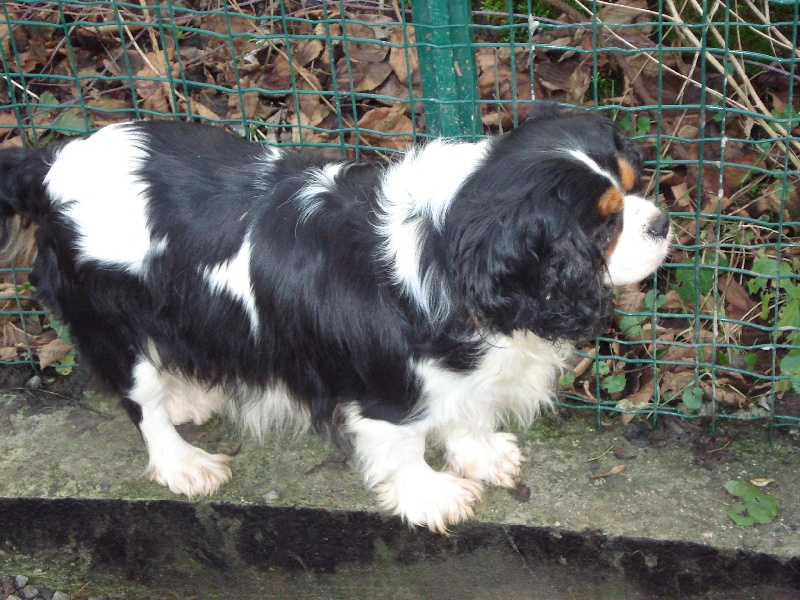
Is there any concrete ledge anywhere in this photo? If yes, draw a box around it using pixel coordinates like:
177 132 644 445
2 498 799 599
1 384 799 598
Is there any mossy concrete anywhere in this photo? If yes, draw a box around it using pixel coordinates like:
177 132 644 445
1 387 799 598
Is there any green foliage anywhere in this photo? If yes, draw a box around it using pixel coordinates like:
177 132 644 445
681 386 704 411
745 253 800 390
746 256 792 295
779 354 800 394
673 255 730 305
771 104 800 131
618 114 652 137
595 361 626 396
619 289 667 337
619 314 644 337
43 316 74 375
559 370 576 387
44 316 72 346
476 0 574 21
725 480 781 526
34 92 86 144
601 373 626 394
55 354 76 376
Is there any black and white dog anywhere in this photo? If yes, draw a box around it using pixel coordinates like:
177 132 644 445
0 104 671 532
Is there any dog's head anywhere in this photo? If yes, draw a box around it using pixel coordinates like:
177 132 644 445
447 104 672 341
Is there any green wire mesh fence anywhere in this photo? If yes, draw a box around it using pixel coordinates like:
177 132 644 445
0 0 798 435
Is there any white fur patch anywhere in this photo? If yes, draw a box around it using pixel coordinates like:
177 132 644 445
606 195 673 286
45 123 161 275
202 233 260 337
415 331 568 433
342 333 566 532
228 381 311 439
343 405 482 534
443 430 523 488
377 139 491 320
566 148 614 183
253 146 282 191
161 372 227 426
416 333 567 493
159 370 309 436
293 163 342 223
130 359 232 498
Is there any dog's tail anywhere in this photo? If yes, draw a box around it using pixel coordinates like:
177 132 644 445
0 146 53 264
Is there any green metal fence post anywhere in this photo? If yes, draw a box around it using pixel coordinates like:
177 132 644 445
411 0 482 139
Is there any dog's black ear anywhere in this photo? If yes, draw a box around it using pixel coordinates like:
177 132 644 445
521 101 566 125
450 195 613 342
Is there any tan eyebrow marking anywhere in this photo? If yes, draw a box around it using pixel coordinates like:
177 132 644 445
617 158 636 192
598 186 623 217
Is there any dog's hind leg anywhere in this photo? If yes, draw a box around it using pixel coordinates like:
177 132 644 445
343 404 482 534
161 373 227 426
128 358 231 497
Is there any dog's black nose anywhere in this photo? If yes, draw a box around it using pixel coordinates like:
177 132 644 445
647 211 671 239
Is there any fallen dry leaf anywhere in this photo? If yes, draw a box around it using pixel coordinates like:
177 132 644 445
336 58 393 93
699 380 748 408
389 26 419 85
292 38 324 67
35 337 73 370
618 383 655 425
0 346 18 361
749 478 776 487
589 464 626 479
135 49 177 114
613 447 638 460
344 22 388 63
721 277 756 321
356 104 413 151
507 482 531 502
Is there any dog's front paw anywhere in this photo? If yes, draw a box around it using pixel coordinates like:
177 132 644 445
146 446 232 498
445 431 523 489
374 469 483 534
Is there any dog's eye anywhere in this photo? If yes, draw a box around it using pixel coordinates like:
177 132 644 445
594 212 623 247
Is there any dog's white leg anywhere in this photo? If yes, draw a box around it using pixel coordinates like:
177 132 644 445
344 406 482 534
440 426 523 489
162 373 226 426
129 359 231 497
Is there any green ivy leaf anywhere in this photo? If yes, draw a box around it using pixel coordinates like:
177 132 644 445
51 111 85 135
635 115 651 136
778 294 800 332
725 480 781 526
759 292 774 320
45 316 72 345
644 289 667 311
55 354 76 376
681 386 704 410
601 374 626 394
37 91 59 107
748 256 792 294
674 256 730 305
779 353 800 394
619 315 644 336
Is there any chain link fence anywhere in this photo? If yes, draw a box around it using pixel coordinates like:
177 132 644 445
0 0 798 435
